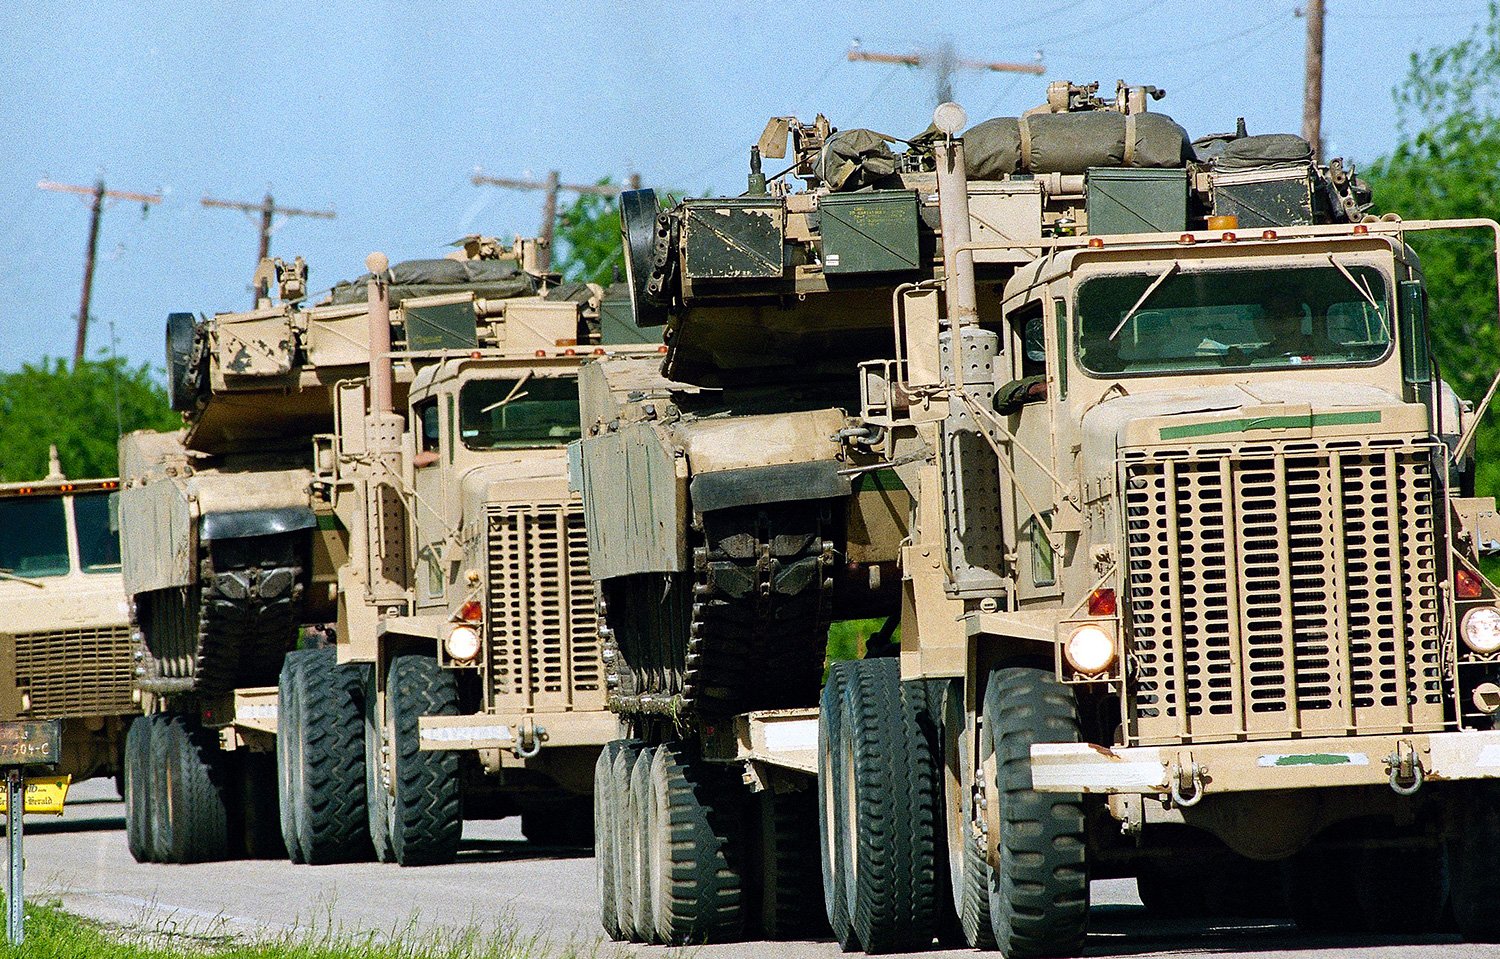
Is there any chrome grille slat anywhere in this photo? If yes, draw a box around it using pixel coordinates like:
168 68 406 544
13 626 135 718
484 503 601 714
1124 443 1444 745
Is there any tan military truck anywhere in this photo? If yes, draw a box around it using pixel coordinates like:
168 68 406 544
581 81 1500 952
0 450 134 798
119 240 655 865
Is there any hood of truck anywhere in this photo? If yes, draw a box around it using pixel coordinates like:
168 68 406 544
1080 380 1423 467
459 447 574 508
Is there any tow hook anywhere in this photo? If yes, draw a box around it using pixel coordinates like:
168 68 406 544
1168 756 1206 808
513 721 547 760
1385 739 1425 795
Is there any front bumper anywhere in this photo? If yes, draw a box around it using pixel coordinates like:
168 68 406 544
417 710 617 752
1031 729 1500 796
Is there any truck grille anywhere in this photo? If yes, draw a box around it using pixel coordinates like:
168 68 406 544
13 626 136 718
1123 441 1444 745
484 503 603 713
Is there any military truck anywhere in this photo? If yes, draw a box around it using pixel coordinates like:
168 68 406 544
579 80 1500 951
119 239 657 865
0 449 134 793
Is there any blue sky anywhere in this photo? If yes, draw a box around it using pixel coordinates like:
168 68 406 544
1 1 1488 372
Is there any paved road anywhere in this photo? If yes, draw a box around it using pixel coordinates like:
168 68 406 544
19 778 1500 958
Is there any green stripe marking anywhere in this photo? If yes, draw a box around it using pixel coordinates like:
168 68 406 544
1158 410 1381 441
1274 754 1353 767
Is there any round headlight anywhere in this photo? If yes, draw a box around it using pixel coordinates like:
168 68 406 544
1065 624 1116 675
1462 607 1500 654
444 624 481 662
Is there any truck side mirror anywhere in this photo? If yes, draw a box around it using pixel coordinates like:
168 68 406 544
1398 280 1431 386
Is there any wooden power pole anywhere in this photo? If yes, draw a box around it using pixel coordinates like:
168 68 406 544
848 43 1045 106
201 193 336 304
37 179 162 366
1299 0 1326 157
470 171 642 273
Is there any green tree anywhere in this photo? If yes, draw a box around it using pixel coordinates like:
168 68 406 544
0 357 180 482
552 183 625 285
1365 2 1500 490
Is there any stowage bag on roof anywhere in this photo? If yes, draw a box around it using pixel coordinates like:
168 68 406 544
963 111 1193 178
328 258 535 306
1214 133 1313 171
816 129 897 191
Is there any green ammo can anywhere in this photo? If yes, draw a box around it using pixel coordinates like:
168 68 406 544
1085 167 1190 235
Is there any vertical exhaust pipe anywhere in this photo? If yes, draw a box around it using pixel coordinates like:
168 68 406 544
366 251 393 415
933 102 978 332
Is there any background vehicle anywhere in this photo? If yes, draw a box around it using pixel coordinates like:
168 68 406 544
118 241 654 864
0 449 134 790
581 80 1500 952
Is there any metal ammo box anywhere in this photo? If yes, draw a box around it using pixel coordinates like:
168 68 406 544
1211 163 1321 228
817 189 921 275
1085 167 1190 235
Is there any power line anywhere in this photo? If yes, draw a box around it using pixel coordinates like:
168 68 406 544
470 171 641 273
848 44 1045 106
200 193 336 305
37 179 163 366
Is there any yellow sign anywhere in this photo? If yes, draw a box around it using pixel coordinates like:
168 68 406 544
0 776 70 815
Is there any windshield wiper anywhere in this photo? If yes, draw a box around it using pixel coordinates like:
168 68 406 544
1109 262 1180 341
480 370 534 414
1327 255 1386 322
0 569 45 589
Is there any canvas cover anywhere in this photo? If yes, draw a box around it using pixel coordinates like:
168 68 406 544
963 111 1192 178
1215 134 1313 171
327 258 535 306
816 129 897 191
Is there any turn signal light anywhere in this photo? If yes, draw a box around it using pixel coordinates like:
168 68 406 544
1458 569 1485 600
1088 588 1117 616
458 600 483 623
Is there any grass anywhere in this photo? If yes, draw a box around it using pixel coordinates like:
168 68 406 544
1 902 629 959
826 618 895 663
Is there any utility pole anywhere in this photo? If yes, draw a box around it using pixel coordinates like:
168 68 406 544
1298 0 1325 157
200 193 336 304
848 42 1045 106
470 171 642 273
37 179 162 366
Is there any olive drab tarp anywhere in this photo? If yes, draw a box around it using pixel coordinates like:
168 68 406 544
961 111 1193 179
816 129 897 191
1214 133 1314 171
327 258 536 306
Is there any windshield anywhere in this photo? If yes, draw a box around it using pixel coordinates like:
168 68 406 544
458 376 580 449
0 496 70 578
1076 263 1392 376
75 492 121 572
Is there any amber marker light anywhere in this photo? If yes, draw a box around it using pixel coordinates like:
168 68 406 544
1458 568 1485 600
1179 233 1196 245
1262 230 1278 241
1353 224 1369 235
1087 588 1117 616
1087 237 1104 248
458 600 482 623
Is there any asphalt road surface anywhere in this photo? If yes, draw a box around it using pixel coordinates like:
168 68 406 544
19 778 1500 958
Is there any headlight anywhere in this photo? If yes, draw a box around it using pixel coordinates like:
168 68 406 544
1462 607 1500 654
444 624 481 662
1065 623 1116 675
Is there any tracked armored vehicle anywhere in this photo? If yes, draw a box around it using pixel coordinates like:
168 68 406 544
119 240 655 864
581 80 1500 952
0 449 134 789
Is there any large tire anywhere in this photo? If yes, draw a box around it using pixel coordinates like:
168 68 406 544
644 743 747 944
837 659 941 954
902 678 954 942
281 648 372 864
596 741 630 941
386 655 462 866
124 717 156 863
757 788 827 940
941 682 995 949
632 744 661 944
1452 786 1500 942
610 741 645 941
819 660 859 951
277 653 306 863
982 666 1089 958
154 715 232 863
240 751 286 859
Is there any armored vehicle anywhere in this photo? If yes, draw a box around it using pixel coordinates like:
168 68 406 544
580 80 1500 951
0 449 134 789
119 239 656 864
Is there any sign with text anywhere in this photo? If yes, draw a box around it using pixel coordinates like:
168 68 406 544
0 721 60 767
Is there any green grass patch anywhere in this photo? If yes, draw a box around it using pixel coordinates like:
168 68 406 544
2 902 626 959
826 618 896 663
